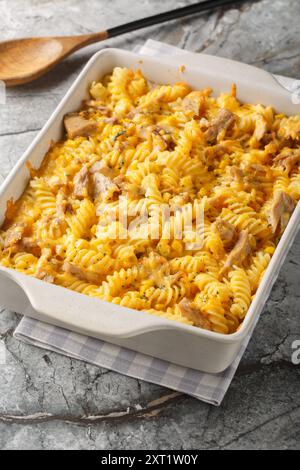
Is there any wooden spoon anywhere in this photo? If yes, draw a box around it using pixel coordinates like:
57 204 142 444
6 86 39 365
0 0 250 87
0 33 108 86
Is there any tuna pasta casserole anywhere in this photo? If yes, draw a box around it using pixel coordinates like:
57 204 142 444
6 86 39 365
1 67 300 334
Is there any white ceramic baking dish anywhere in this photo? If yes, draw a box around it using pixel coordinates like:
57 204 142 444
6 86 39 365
1 48 300 373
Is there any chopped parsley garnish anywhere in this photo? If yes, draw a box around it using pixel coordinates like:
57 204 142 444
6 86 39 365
112 130 126 142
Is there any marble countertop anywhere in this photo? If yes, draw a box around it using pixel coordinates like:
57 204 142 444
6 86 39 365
0 0 299 450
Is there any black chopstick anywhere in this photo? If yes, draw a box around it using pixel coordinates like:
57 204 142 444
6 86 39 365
108 0 251 38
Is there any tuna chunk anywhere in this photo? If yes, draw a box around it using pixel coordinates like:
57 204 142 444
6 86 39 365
90 160 112 177
82 100 109 114
21 236 41 257
56 191 67 218
168 272 184 286
253 115 267 142
178 298 212 330
113 174 125 187
205 144 227 161
268 190 295 233
181 91 205 117
92 173 120 200
4 223 26 249
47 176 67 191
73 165 89 198
62 261 102 284
222 229 251 271
215 219 237 248
103 116 118 125
230 164 268 190
35 248 54 282
205 109 236 144
229 166 244 182
64 113 98 139
247 163 267 174
273 149 300 174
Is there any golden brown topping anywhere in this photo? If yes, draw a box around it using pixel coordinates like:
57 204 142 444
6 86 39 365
268 190 295 233
26 161 38 178
231 83 237 98
178 298 212 330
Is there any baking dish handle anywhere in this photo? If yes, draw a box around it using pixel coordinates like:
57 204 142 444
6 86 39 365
0 267 176 338
143 46 299 113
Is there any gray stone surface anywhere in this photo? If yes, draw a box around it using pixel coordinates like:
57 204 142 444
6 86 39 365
0 0 300 450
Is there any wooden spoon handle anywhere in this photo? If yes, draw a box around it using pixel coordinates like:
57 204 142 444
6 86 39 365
73 0 249 52
69 0 250 51
62 31 109 53
106 0 250 38
48 0 251 67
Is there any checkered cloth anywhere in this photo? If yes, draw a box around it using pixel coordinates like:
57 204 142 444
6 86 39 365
14 40 294 406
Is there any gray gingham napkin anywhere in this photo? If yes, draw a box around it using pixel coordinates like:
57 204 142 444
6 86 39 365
14 40 290 406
